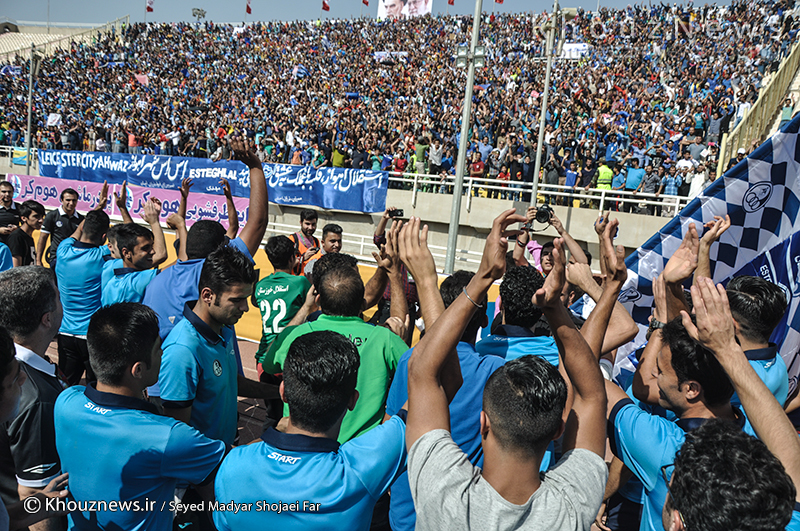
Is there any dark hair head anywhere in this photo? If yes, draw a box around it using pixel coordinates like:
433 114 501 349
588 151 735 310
499 266 545 328
441 271 484 339
88 303 160 386
198 245 257 297
483 355 567 456
0 267 57 339
115 223 153 257
726 276 787 344
318 266 364 317
311 252 358 291
322 224 343 238
0 181 13 191
185 220 227 260
300 209 318 222
19 200 45 220
60 188 79 201
283 331 360 433
106 223 122 244
661 317 734 407
669 419 794 531
541 240 555 251
83 210 110 243
265 235 296 270
0 327 15 402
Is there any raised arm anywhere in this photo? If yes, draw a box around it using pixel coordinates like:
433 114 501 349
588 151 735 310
405 209 525 448
399 217 445 329
535 238 609 457
661 223 698 320
142 198 168 267
683 278 800 499
219 178 239 239
384 220 409 324
166 213 188 262
114 181 133 224
695 215 731 283
93 181 109 211
177 178 193 222
232 138 268 257
550 212 589 264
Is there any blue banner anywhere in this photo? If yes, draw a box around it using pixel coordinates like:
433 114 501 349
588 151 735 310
37 150 388 213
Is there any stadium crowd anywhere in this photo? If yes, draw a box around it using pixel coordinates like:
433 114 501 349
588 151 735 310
0 136 798 531
1 0 799 214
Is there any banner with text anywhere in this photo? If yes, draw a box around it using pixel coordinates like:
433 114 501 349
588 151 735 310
37 150 387 213
7 174 248 229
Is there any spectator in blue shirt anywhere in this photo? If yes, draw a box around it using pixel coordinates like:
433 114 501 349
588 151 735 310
55 303 226 531
622 157 646 213
214 329 408 531
101 198 167 306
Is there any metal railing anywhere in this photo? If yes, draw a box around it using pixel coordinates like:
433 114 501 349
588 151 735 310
0 15 129 63
719 39 800 178
386 172 692 216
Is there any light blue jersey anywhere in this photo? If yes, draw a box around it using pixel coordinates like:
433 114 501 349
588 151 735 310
101 265 158 306
158 302 240 445
214 416 407 531
54 385 225 531
475 325 560 365
55 238 111 335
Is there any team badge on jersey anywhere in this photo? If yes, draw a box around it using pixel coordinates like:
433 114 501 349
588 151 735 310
213 360 223 377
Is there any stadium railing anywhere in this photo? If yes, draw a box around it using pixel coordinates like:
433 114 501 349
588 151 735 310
719 38 800 177
0 15 130 63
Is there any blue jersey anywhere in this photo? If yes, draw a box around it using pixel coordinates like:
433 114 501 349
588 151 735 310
733 346 788 408
142 237 252 340
214 416 407 531
385 343 504 531
0 242 11 272
475 325 560 366
54 384 225 531
101 265 158 306
789 510 800 531
159 302 241 445
55 238 111 335
625 167 646 190
101 257 124 288
609 399 750 531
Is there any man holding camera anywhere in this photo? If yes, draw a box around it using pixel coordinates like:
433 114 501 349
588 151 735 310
512 206 589 274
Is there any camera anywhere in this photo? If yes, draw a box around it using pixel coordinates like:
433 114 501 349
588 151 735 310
388 209 404 218
533 205 553 224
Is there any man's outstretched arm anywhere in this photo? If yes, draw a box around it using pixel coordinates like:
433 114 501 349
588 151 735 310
232 138 268 257
405 209 525 449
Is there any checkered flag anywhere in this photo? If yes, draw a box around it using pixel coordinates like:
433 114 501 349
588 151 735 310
617 113 800 384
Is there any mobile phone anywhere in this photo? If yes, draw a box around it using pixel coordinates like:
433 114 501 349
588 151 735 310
389 209 404 218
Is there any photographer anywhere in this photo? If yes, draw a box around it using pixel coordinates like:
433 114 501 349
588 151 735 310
513 206 589 272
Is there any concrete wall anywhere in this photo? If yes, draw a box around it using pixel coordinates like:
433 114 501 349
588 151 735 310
2 156 670 272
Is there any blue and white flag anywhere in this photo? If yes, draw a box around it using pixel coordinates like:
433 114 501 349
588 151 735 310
619 113 800 386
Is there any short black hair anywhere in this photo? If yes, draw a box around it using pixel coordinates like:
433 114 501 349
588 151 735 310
322 224 342 239
0 327 15 402
726 276 787 344
60 188 78 201
318 266 364 317
0 267 57 339
311 252 358 291
441 271 484 339
300 209 318 222
669 419 795 531
198 244 258 298
0 181 13 191
106 223 122 244
499 266 545 328
186 220 227 260
83 210 110 243
88 303 160 386
483 355 567 456
19 200 44 220
661 317 734 407
283 331 360 433
541 240 555 251
115 223 153 257
265 235 296 270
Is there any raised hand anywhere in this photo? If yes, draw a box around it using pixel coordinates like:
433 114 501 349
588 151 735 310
180 177 194 199
662 223 699 285
219 178 233 200
230 136 261 169
398 217 437 284
477 208 527 282
143 197 162 224
601 218 627 288
680 277 738 356
114 180 128 210
533 238 566 309
95 181 109 210
700 215 731 247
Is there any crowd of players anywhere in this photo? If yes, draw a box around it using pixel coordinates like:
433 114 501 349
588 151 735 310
0 138 797 531
2 0 799 214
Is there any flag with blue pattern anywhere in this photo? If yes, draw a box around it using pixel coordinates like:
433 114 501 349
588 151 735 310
618 113 800 388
